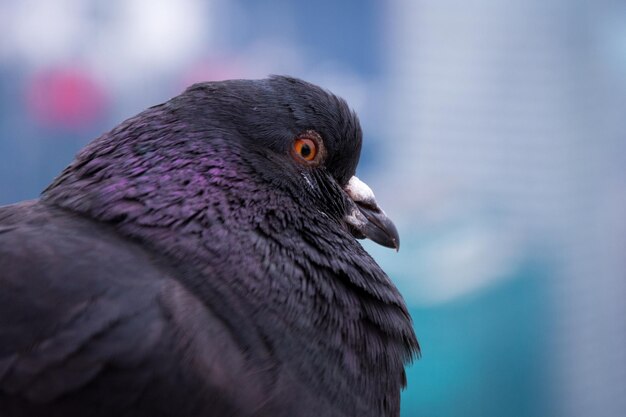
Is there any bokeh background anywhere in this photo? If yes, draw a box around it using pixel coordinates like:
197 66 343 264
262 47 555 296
1 1 625 416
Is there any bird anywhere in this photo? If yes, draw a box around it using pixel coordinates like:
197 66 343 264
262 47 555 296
0 75 419 417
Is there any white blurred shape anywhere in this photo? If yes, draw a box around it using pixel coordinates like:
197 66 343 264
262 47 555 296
0 0 213 91
0 0 89 65
415 225 519 305
116 0 209 70
364 218 522 307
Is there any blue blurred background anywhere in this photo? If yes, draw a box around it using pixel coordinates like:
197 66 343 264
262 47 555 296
1 1 625 416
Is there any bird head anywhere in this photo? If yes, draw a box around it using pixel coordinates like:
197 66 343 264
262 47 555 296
169 75 400 250
44 76 399 250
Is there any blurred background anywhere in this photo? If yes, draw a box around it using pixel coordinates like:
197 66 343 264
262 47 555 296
1 0 625 416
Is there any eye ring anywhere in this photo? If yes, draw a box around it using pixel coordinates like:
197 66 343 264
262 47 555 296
291 131 324 165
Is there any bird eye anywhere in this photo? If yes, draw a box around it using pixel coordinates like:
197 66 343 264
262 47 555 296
293 137 318 162
294 138 317 161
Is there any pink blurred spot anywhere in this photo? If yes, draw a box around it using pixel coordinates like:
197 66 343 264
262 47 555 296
179 58 247 88
26 67 108 130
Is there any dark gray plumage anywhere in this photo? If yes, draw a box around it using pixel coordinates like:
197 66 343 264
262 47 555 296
0 76 419 417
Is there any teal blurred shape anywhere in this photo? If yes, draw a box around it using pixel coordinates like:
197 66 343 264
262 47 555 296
401 264 548 417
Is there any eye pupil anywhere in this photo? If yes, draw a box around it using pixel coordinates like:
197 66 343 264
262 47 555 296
292 134 320 164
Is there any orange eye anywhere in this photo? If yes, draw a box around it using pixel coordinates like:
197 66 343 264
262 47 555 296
293 137 318 162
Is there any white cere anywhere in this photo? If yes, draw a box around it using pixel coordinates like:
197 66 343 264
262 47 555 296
344 176 377 206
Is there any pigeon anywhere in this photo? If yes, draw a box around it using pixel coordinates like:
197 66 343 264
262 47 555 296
0 76 419 417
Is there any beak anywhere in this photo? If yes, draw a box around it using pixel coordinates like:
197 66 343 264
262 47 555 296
343 176 400 251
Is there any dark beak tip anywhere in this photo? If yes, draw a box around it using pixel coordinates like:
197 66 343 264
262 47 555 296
370 230 400 251
354 203 401 252
385 225 401 252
